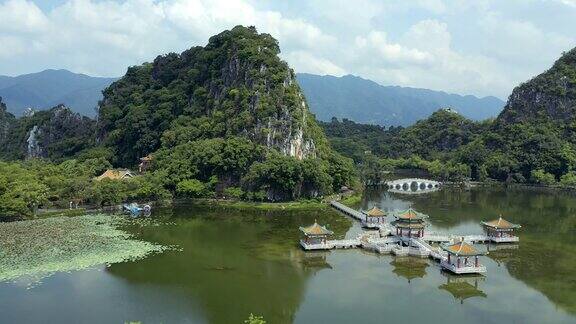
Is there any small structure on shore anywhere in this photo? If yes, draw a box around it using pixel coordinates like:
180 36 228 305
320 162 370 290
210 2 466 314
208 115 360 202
441 241 486 274
392 208 427 238
95 169 135 181
139 155 153 173
481 217 521 243
299 221 334 250
362 206 386 227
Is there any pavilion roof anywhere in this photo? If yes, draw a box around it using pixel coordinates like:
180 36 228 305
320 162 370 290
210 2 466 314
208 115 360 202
395 208 427 221
481 217 520 229
140 154 153 162
365 206 386 217
441 241 484 256
299 221 333 236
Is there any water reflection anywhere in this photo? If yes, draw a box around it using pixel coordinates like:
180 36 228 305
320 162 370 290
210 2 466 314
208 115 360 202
105 204 350 324
363 186 576 316
438 273 486 304
2 188 576 323
300 252 333 271
390 257 429 283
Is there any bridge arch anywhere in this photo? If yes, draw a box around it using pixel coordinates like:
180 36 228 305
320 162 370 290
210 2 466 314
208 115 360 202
385 178 442 193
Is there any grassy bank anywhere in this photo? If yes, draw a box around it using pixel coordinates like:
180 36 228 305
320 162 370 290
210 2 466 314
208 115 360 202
340 193 362 207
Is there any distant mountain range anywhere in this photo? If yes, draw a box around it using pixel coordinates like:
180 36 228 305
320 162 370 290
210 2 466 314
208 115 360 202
0 69 117 117
0 69 504 125
296 73 505 126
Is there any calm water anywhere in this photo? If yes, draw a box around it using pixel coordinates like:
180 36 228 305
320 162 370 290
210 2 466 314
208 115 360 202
1 187 576 323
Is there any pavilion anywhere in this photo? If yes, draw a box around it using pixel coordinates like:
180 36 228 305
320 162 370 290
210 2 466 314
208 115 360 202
391 208 428 238
481 217 521 243
362 206 386 227
299 221 334 250
441 240 486 274
139 154 153 173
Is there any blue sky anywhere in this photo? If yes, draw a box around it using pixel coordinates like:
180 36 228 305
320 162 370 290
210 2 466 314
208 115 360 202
1 0 575 99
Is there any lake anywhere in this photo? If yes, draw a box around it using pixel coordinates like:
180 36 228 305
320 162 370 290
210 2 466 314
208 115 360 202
1 187 575 323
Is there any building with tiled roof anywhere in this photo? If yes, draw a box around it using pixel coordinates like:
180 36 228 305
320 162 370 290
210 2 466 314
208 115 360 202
300 221 333 237
482 217 521 243
95 169 135 181
362 206 386 226
441 240 486 274
299 221 334 250
392 207 428 238
139 154 153 173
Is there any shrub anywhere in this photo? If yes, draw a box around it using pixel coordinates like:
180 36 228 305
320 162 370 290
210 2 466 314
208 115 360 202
530 169 556 185
176 179 208 197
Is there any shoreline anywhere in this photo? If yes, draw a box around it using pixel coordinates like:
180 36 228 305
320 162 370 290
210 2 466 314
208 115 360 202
29 192 364 221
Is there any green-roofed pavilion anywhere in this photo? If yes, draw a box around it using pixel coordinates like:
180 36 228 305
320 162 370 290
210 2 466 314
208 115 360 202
392 207 428 238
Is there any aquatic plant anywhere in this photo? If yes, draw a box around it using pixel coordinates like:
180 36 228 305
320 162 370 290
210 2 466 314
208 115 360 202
244 314 266 324
0 214 170 284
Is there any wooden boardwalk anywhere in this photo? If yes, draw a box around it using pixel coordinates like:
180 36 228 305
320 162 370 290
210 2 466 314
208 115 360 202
330 201 365 221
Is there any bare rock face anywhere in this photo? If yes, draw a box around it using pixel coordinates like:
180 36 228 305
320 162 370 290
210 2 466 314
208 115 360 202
26 125 43 159
0 104 96 160
497 48 576 126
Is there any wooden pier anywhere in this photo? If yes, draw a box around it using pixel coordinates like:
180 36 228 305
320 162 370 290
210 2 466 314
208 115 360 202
330 201 365 221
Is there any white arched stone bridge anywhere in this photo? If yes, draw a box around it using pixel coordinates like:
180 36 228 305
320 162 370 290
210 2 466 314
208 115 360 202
386 178 442 191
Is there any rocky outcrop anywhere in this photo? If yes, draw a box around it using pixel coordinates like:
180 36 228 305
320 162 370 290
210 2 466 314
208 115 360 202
497 48 576 125
98 25 324 164
0 97 16 150
0 104 96 160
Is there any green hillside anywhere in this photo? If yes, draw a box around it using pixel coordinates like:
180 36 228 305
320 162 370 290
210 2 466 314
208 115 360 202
324 48 576 185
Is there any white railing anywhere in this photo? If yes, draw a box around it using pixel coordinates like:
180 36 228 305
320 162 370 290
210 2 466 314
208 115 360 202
440 260 486 274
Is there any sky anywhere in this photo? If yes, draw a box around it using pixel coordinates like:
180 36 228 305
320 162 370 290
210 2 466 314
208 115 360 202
0 0 575 99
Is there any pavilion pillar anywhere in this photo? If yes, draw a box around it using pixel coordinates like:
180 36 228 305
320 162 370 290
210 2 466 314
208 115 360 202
448 254 451 263
475 256 479 267
457 258 460 268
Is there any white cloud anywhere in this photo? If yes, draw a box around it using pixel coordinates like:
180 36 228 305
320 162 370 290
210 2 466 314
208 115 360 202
0 0 49 33
354 31 434 67
0 0 574 99
283 51 346 76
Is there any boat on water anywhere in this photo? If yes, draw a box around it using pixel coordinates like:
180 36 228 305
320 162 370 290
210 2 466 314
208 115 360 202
122 203 152 216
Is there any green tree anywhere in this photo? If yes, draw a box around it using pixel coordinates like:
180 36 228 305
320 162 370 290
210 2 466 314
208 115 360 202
530 169 556 185
176 179 208 198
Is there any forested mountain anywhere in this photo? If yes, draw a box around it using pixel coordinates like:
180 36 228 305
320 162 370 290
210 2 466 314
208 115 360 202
496 48 576 126
96 26 355 200
0 102 96 161
323 47 576 185
0 27 357 213
0 70 116 117
297 73 504 126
